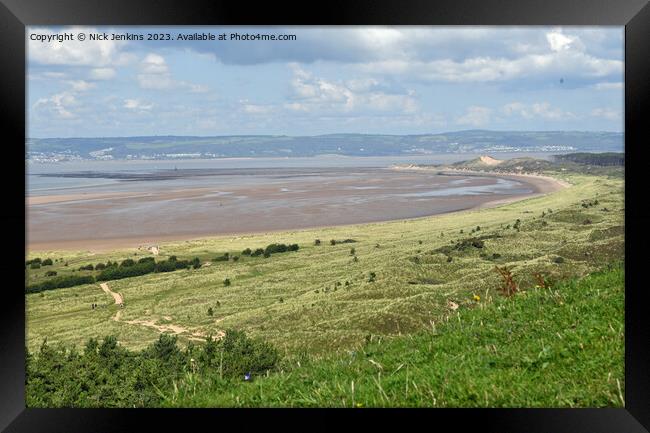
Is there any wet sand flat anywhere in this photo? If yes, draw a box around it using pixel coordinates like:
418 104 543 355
27 167 563 251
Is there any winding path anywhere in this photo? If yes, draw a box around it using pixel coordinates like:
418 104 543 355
100 282 123 305
98 282 224 341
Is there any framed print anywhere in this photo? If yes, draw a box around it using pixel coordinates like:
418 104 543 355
1 0 648 431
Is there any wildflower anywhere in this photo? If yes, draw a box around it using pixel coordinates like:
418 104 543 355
356 403 363 408
473 294 481 302
244 372 251 381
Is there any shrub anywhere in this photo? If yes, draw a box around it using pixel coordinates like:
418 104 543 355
97 260 156 281
219 329 280 377
150 334 181 363
471 239 484 249
30 263 41 269
190 257 201 269
208 307 214 316
223 278 231 287
41 258 53 266
553 256 565 264
174 260 190 270
155 260 177 273
241 248 252 256
26 258 42 266
494 266 518 297
263 252 271 258
95 263 106 270
79 264 94 271
330 239 337 246
265 243 288 254
26 275 95 293
368 272 376 282
214 255 229 262
120 259 135 268
446 256 453 263
314 239 321 246
288 244 299 252
350 248 356 256
251 248 264 257
44 270 57 277
232 256 239 262
138 257 155 264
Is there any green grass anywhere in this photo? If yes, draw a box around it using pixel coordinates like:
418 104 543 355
164 263 624 407
26 173 624 356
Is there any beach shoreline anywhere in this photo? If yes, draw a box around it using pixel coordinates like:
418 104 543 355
26 169 569 253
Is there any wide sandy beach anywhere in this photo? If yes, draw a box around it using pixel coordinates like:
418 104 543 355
27 167 567 252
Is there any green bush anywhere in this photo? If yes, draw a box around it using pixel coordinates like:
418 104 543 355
224 278 231 287
79 264 94 271
218 329 280 378
27 275 95 293
97 261 156 281
242 248 252 256
41 258 53 266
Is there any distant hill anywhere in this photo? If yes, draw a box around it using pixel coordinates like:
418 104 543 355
553 152 624 166
26 130 623 161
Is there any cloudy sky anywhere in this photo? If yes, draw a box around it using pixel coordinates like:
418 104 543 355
27 26 623 138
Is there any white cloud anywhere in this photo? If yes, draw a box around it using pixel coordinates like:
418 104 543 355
287 67 418 115
67 80 95 91
137 53 174 89
137 53 210 93
593 81 623 90
502 102 575 120
33 91 78 119
456 106 491 127
591 107 620 121
355 28 620 83
123 99 154 111
28 27 132 67
241 101 273 115
546 30 584 52
90 68 116 80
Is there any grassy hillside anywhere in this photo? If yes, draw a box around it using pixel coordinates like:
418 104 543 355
167 262 624 407
26 263 624 408
26 171 624 356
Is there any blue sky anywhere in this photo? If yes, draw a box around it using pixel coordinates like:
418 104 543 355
27 26 624 138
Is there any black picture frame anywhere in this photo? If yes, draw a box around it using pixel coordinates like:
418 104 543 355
1 0 648 431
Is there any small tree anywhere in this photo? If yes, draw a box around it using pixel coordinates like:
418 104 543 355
494 266 518 297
